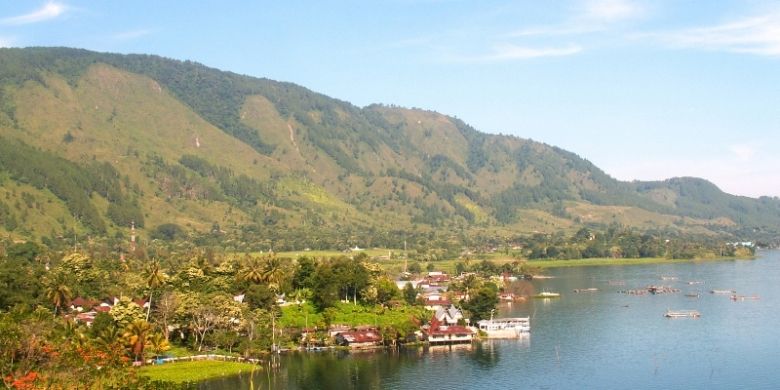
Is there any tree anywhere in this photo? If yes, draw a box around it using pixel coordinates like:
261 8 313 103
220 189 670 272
146 332 170 358
110 297 145 328
154 291 179 341
311 262 339 309
123 319 152 364
462 287 499 323
244 283 275 310
151 223 185 241
292 256 316 290
44 274 72 315
403 282 418 305
145 260 167 321
260 256 287 293
238 255 264 284
461 273 481 301
373 277 400 304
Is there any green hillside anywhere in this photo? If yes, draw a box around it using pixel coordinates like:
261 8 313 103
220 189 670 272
0 47 778 248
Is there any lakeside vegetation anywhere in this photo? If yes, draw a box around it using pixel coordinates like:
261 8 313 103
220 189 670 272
139 360 257 384
0 219 759 388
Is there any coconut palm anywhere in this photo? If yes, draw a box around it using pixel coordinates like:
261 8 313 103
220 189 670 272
238 255 264 284
45 275 73 315
123 319 152 364
261 256 286 293
461 273 481 301
145 260 167 321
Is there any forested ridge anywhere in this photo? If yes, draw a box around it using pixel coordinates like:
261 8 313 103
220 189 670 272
0 47 778 249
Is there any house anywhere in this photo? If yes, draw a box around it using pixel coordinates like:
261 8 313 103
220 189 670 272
133 298 150 309
334 329 383 349
69 297 99 312
328 324 351 337
434 304 465 326
423 315 473 345
425 271 450 285
423 293 452 311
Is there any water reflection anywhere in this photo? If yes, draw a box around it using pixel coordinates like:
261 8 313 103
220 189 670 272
201 339 535 389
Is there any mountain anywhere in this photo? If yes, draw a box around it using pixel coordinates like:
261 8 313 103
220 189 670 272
0 47 778 249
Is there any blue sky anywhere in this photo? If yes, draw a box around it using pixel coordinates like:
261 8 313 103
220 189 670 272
1 1 779 198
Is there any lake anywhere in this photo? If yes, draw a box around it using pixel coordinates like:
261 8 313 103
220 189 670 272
203 250 779 389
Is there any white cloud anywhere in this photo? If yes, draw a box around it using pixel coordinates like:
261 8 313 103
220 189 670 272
450 43 583 63
646 12 780 56
483 43 583 61
1 2 67 25
113 29 153 41
580 0 644 24
510 0 644 37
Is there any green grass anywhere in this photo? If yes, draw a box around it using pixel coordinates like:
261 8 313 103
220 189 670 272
268 248 398 259
139 360 258 384
280 302 428 330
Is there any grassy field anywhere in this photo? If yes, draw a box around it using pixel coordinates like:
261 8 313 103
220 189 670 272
139 360 258 384
243 248 749 274
268 248 399 259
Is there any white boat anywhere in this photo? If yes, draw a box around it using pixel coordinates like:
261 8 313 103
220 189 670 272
664 310 700 318
533 291 561 298
477 317 530 338
710 289 736 295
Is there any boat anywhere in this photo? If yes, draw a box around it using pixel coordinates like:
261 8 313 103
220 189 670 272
710 289 736 294
687 281 704 285
730 295 760 301
660 276 678 281
533 291 561 298
532 275 555 279
573 288 598 293
684 293 700 298
477 317 530 338
664 310 700 318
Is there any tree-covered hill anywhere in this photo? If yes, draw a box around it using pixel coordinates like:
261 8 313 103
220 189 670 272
0 47 777 247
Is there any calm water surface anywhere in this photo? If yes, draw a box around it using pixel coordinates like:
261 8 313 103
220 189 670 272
204 250 780 389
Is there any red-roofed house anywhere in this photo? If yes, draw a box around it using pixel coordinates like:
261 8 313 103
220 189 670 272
424 296 452 311
334 329 383 349
423 315 473 344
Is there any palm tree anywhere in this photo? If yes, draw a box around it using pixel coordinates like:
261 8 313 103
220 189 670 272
146 332 170 358
97 325 122 349
123 319 152 364
462 274 481 301
290 288 312 305
261 256 286 293
239 255 264 284
145 260 167 321
45 275 73 315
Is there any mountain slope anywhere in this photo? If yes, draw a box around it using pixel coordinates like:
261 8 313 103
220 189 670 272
0 47 777 247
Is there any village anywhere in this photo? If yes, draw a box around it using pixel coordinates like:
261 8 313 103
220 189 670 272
61 267 536 356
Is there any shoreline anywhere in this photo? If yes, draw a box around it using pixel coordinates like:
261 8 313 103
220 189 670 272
529 256 753 269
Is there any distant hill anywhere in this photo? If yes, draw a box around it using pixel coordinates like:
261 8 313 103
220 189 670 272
0 47 778 247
